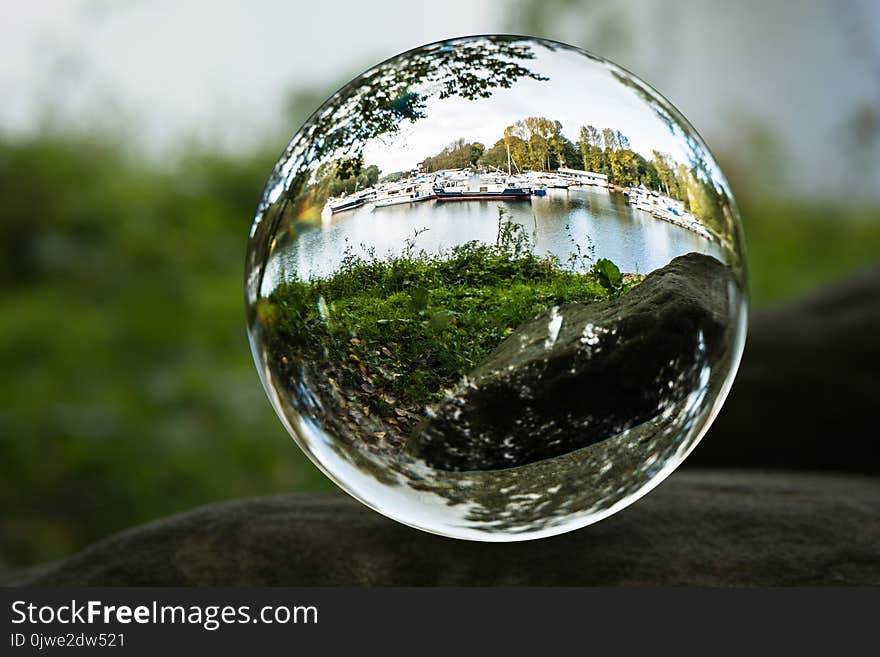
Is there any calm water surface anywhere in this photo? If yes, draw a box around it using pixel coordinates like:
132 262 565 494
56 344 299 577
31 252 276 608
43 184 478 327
280 187 723 280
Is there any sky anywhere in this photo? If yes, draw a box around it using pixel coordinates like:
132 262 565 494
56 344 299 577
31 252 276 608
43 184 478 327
1 0 878 199
360 42 693 175
0 0 498 152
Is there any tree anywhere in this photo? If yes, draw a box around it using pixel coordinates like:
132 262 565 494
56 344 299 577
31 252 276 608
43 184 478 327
602 127 618 152
634 153 660 188
470 142 485 166
420 139 486 172
577 125 605 173
314 160 381 199
559 136 580 168
609 68 736 244
651 150 681 197
547 120 566 168
497 117 569 171
479 136 523 172
610 148 638 186
296 37 549 175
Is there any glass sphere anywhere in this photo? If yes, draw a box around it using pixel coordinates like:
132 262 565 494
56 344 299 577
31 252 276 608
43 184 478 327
245 36 747 540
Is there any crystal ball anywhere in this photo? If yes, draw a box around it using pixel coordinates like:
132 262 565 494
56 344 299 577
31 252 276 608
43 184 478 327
245 36 747 540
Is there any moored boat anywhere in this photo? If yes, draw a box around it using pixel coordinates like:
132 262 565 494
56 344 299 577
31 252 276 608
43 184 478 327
557 166 608 188
433 182 532 201
326 188 377 214
626 185 713 239
327 195 364 214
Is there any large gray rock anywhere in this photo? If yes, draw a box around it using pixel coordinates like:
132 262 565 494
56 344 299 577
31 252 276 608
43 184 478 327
4 471 877 586
689 264 880 473
409 252 735 471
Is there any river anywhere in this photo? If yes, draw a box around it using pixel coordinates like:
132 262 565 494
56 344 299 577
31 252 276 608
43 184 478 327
279 186 724 281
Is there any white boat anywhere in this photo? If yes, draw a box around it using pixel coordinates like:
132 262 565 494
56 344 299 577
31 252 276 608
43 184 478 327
371 179 437 208
628 186 661 212
626 186 713 239
526 171 570 189
432 168 472 184
557 166 609 188
373 184 417 208
546 176 570 189
325 187 377 214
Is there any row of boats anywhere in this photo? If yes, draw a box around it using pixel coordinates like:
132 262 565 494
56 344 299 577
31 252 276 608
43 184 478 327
322 166 713 242
623 186 713 240
323 168 612 215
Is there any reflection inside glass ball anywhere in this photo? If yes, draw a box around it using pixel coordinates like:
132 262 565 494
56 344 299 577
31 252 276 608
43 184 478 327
245 36 747 540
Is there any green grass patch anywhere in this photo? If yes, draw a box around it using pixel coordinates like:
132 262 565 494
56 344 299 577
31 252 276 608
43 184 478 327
263 211 635 425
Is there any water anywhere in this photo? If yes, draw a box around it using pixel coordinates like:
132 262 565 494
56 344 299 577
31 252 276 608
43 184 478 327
280 186 724 281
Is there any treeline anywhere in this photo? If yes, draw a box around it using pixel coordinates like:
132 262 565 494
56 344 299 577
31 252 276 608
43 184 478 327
315 157 381 198
420 138 486 172
576 126 654 187
418 118 657 186
575 124 730 236
274 158 381 228
415 117 730 238
479 117 580 173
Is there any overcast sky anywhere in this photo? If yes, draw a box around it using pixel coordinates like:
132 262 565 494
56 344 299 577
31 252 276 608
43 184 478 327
2 0 878 199
360 42 694 175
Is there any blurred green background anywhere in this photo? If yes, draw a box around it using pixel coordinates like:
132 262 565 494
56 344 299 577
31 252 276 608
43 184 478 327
1 0 878 569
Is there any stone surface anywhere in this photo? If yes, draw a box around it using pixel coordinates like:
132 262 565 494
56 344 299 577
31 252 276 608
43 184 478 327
410 252 734 470
4 470 878 586
688 265 880 473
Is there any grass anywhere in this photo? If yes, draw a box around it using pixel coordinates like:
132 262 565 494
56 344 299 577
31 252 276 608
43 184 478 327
262 211 634 432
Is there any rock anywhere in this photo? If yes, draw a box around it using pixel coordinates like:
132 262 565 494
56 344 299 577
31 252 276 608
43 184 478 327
689 264 880 473
4 471 877 586
409 252 736 471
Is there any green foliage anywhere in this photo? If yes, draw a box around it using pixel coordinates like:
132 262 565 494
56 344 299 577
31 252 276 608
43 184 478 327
265 212 612 417
592 258 623 293
420 139 485 172
316 160 380 198
470 116 698 206
333 155 366 181
0 133 330 569
295 36 547 167
740 199 880 305
575 124 651 187
478 117 572 173
479 136 522 172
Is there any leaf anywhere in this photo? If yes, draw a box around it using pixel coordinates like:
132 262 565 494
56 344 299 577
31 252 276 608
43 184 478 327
592 258 622 291
408 286 429 313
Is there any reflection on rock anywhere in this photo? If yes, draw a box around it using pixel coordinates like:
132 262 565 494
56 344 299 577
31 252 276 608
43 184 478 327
408 252 733 471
